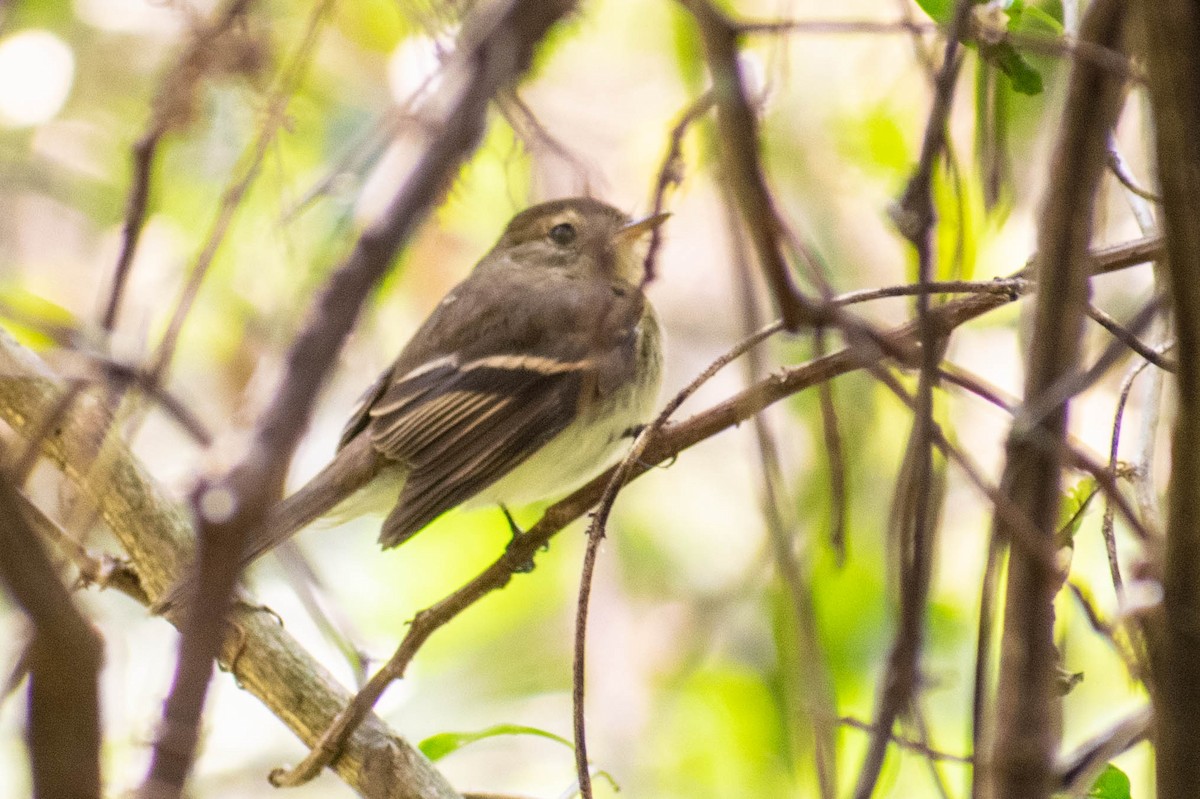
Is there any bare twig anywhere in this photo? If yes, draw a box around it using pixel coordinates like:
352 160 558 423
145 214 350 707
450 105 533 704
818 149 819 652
1085 302 1175 371
642 90 716 284
854 0 973 792
102 0 257 332
741 18 937 36
1105 132 1161 203
145 0 336 382
1016 294 1165 437
1103 356 1163 593
839 716 972 764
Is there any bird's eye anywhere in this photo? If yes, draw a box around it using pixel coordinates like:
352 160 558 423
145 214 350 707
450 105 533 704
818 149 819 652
548 222 576 246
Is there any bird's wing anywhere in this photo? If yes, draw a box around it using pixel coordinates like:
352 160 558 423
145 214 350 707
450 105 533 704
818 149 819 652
368 352 587 546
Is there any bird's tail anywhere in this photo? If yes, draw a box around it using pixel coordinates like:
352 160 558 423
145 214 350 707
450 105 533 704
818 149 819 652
153 435 382 616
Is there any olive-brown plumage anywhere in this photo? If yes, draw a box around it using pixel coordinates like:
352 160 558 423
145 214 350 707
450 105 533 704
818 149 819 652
163 199 666 608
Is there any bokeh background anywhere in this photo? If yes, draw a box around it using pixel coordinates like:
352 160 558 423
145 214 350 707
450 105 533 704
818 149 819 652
0 0 1158 796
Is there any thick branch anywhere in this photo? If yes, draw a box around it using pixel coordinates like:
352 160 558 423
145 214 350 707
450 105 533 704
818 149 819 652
1139 1 1200 795
986 2 1128 798
0 475 103 799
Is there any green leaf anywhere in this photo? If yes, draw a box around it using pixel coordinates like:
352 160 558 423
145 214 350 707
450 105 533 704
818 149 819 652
987 42 1044 95
1088 763 1132 799
913 0 955 25
0 284 80 351
1017 5 1065 35
1056 478 1097 547
418 723 574 762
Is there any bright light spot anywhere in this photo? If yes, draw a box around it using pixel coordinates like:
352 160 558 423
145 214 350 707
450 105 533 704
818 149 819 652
75 0 184 34
198 485 237 524
387 35 444 104
0 31 75 126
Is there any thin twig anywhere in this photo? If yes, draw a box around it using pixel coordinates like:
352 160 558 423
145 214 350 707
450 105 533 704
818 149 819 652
741 18 937 36
642 90 716 284
854 0 973 792
101 0 257 332
14 490 148 605
839 716 972 764
1103 358 1159 592
1105 132 1161 203
1016 294 1164 437
1085 302 1175 371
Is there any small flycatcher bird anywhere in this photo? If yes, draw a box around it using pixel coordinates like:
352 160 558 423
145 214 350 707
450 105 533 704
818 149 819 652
169 197 666 602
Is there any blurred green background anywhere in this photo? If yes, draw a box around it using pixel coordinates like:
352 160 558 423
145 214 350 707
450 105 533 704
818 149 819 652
0 0 1156 796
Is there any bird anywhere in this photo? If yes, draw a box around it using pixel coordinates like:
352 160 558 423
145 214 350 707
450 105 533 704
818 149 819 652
160 197 667 609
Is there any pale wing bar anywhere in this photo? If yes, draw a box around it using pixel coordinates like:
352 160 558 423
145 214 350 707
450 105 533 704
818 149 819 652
365 356 588 547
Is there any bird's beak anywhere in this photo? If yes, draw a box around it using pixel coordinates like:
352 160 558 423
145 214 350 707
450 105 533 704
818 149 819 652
613 211 671 243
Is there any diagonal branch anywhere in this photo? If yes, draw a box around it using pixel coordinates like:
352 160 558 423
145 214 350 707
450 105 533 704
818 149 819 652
144 3 579 797
677 0 817 330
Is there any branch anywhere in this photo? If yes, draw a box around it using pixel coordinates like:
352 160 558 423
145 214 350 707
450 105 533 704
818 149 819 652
1140 0 1200 795
0 474 103 799
677 0 816 330
855 0 974 791
0 327 461 798
987 2 1128 797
